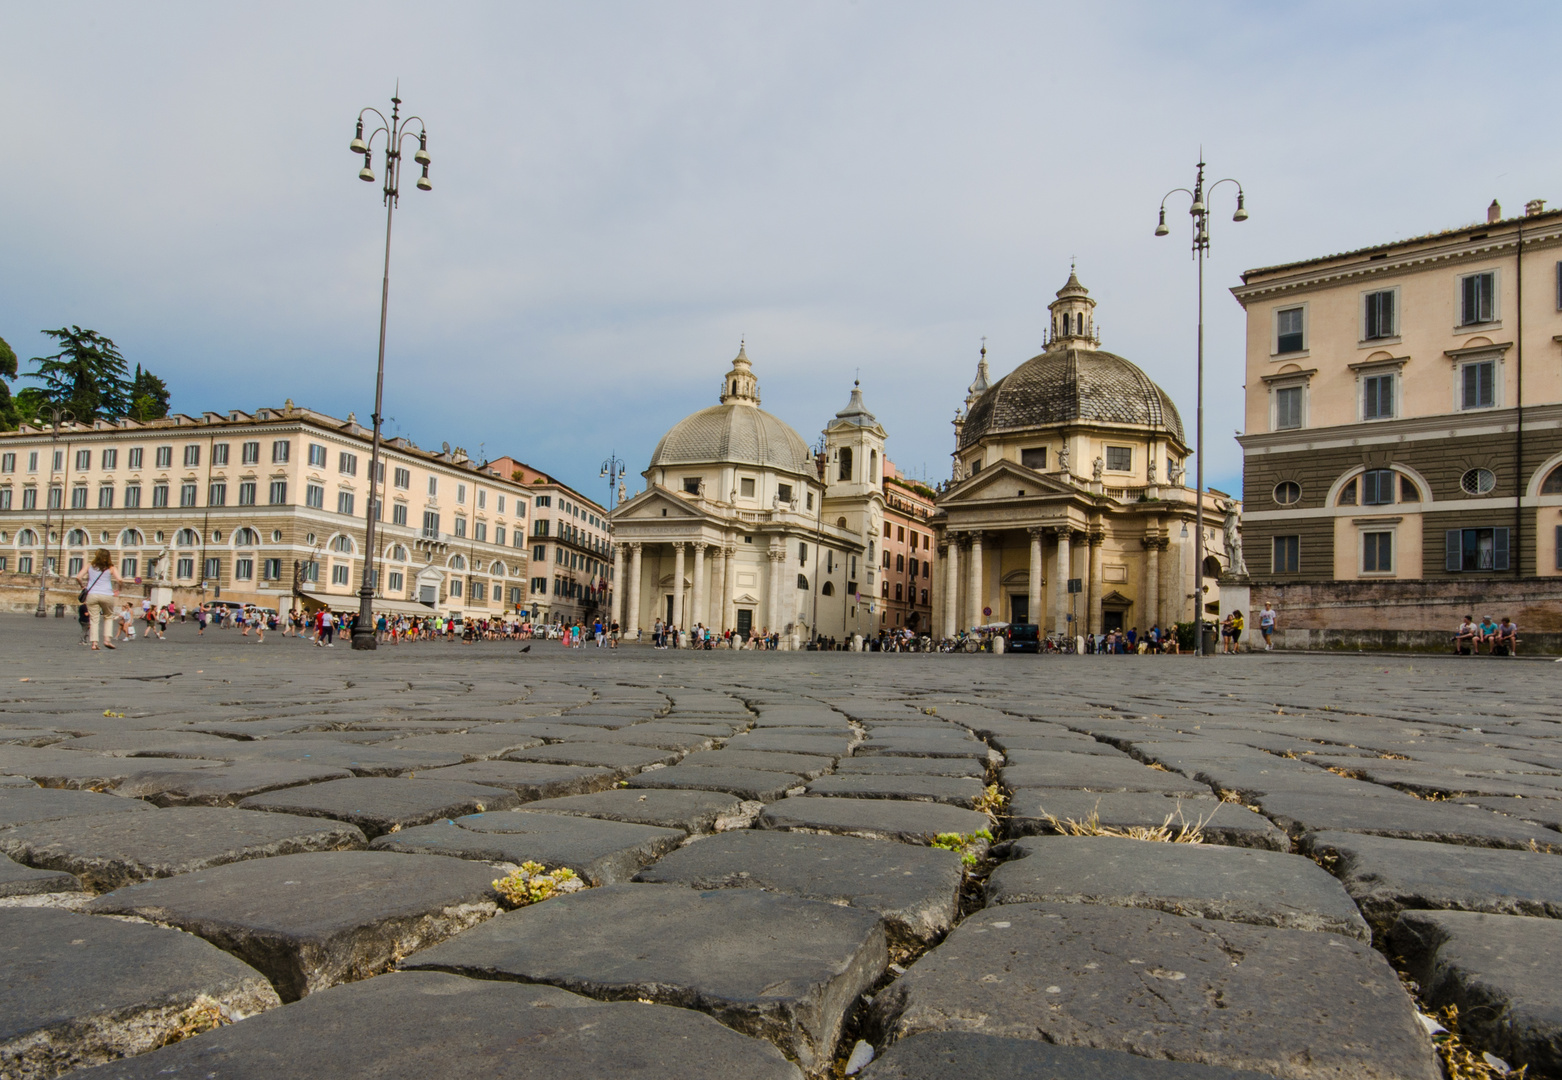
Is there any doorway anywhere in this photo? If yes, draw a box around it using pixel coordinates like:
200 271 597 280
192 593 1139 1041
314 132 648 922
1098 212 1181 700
736 609 753 639
1009 595 1029 625
665 595 675 626
1103 609 1125 634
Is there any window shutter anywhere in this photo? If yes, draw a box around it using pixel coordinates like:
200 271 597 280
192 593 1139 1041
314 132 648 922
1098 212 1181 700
1462 276 1476 324
1494 528 1510 571
1556 524 1562 571
1445 530 1462 572
1382 290 1395 335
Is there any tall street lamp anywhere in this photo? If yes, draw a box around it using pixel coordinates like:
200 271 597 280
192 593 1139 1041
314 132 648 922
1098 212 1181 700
600 453 626 512
33 405 74 618
1155 158 1247 657
347 88 432 651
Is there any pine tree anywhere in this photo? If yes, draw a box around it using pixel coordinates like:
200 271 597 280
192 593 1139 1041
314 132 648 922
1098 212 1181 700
25 326 133 421
0 334 17 430
128 364 171 421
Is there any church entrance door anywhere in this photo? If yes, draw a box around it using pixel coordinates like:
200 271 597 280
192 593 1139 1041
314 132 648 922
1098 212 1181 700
736 609 753 640
665 595 675 627
1009 595 1029 625
1102 609 1125 634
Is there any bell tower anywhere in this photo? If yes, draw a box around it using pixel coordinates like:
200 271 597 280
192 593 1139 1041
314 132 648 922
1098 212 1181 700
719 341 760 406
1047 265 1099 347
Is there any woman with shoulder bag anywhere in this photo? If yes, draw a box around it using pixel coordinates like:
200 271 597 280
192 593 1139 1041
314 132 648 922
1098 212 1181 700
76 550 123 651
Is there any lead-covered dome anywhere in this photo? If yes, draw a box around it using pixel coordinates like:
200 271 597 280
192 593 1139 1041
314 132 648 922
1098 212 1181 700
960 346 1185 450
648 343 817 477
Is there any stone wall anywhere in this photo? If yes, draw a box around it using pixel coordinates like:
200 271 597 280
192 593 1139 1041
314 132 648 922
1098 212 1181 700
1255 576 1562 654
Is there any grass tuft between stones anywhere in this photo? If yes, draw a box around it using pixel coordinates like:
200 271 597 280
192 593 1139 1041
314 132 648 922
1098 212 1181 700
1041 803 1214 844
492 861 589 908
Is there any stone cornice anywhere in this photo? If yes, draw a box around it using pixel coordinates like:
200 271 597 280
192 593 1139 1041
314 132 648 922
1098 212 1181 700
1237 402 1562 453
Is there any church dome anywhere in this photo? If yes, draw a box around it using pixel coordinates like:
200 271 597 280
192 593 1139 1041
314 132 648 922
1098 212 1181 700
648 344 817 477
960 346 1185 449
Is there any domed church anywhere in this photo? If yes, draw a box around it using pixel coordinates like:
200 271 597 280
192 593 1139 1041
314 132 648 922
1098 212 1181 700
610 344 889 646
933 270 1235 639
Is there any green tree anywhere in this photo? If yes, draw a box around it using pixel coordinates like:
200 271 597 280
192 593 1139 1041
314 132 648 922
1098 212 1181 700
25 326 132 422
127 364 170 421
0 334 17 430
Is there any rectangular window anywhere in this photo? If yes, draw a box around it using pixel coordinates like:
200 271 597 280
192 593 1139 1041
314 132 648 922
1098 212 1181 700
155 446 172 468
211 443 228 466
423 510 439 537
471 581 486 601
392 502 408 525
1461 361 1495 409
206 482 226 506
102 448 117 470
126 447 141 469
1020 447 1047 470
450 579 463 597
497 495 506 513
533 544 546 561
123 484 140 508
337 491 354 516
305 484 323 508
1446 527 1510 572
1276 306 1305 353
777 483 793 503
300 560 319 583
331 564 349 585
1362 531 1393 573
268 480 287 505
534 520 550 537
429 477 439 497
534 494 549 507
177 557 195 579
204 557 221 580
1275 386 1303 430
309 443 327 467
1105 446 1132 471
70 486 88 509
22 488 37 509
1363 289 1396 340
454 517 467 538
183 445 200 467
0 452 12 472
339 451 357 475
241 441 259 465
474 522 487 542
477 490 486 510
1361 469 1395 506
388 570 404 592
0 490 9 511
263 558 282 581
532 577 546 593
457 483 466 504
75 449 91 470
179 483 197 507
117 557 133 578
394 467 410 489
1273 535 1300 574
151 483 169 508
494 525 506 546
1363 373 1394 420
66 556 83 577
235 558 254 581
98 485 113 508
740 477 756 497
272 440 290 463
1460 271 1496 325
238 481 256 506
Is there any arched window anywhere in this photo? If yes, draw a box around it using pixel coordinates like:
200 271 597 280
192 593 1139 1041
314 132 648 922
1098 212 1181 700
870 449 878 482
490 562 504 578
17 529 38 546
233 527 260 546
1543 465 1562 495
388 544 408 561
821 581 834 596
838 447 853 481
175 528 198 546
836 517 847 528
1203 555 1223 577
450 554 466 570
331 534 353 553
119 529 143 547
797 574 809 590
66 529 89 546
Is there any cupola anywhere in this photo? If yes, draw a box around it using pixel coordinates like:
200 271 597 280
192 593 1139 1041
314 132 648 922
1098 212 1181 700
719 341 760 406
1047 266 1099 347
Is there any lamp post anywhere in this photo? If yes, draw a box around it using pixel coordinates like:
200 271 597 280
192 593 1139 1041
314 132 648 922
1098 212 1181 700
1155 158 1247 657
347 88 432 651
33 405 74 618
600 453 626 511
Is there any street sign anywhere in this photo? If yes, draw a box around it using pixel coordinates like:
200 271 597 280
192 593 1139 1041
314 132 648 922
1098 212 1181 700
983 606 992 617
1067 578 1083 593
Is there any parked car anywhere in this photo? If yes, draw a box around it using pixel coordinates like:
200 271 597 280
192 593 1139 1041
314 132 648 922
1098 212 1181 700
1005 623 1041 653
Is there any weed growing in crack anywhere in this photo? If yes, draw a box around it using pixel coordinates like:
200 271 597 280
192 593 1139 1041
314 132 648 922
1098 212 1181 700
492 861 588 908
972 784 1007 817
929 830 994 866
1042 801 1213 844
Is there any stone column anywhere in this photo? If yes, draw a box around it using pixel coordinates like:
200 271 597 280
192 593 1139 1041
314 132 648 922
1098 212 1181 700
625 543 643 639
1026 527 1044 627
670 543 685 631
691 543 707 628
709 545 724 630
967 531 984 628
610 544 624 627
1088 532 1104 635
766 545 784 637
1144 535 1161 632
1053 526 1072 636
942 536 960 637
722 545 737 631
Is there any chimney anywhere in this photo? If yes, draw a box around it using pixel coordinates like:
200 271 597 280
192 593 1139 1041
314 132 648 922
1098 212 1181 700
1526 199 1547 217
1487 199 1502 224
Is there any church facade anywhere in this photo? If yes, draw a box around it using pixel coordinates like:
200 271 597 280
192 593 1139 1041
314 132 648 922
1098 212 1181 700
609 345 893 646
932 271 1237 639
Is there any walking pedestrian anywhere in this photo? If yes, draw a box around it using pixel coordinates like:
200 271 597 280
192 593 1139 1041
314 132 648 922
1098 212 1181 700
76 550 122 651
1258 603 1276 651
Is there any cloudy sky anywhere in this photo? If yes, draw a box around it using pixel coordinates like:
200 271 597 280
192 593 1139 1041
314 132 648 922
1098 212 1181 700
3 1 1558 502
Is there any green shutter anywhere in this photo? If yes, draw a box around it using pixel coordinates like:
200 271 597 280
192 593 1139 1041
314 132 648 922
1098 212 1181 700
1445 530 1462 572
1494 528 1510 571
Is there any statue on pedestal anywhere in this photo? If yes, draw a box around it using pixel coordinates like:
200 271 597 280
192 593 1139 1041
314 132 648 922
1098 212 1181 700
1222 500 1247 578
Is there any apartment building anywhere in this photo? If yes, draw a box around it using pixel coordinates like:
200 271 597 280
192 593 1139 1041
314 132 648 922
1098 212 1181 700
483 457 613 626
1234 199 1562 646
880 459 936 632
0 403 531 617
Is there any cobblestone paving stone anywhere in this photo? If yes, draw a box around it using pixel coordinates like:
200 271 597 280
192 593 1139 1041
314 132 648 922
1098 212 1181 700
3 617 1562 1077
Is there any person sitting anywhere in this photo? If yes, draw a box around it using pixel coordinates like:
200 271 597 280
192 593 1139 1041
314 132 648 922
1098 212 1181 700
1495 616 1519 656
1454 615 1478 655
1478 615 1499 654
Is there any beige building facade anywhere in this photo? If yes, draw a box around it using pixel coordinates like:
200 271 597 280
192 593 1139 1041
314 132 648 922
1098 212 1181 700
934 272 1230 640
483 457 613 627
0 404 531 618
880 459 936 632
1234 199 1562 646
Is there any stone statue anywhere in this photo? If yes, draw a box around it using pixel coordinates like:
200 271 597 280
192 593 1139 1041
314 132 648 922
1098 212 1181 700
1222 500 1247 577
696 478 706 499
1057 442 1070 474
1091 456 1104 482
951 458 967 483
1169 458 1185 486
617 480 627 504
1147 456 1157 484
146 547 171 583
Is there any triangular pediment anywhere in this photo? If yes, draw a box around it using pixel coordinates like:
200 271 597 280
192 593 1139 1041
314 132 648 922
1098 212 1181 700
938 459 1079 505
1100 590 1134 607
612 484 726 526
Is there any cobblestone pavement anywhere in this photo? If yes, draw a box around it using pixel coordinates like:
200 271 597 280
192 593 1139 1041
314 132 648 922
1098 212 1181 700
2 615 1559 1079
